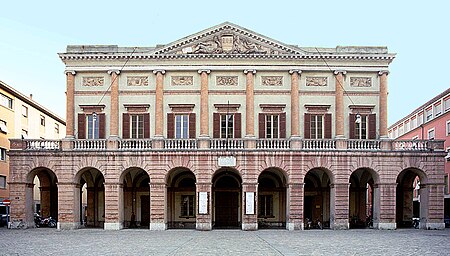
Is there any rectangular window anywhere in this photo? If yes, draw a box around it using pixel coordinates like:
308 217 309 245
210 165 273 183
258 195 273 217
0 148 6 161
394 128 398 138
21 129 28 139
434 103 442 117
0 175 6 189
310 115 324 139
87 114 100 139
405 121 410 133
445 175 449 195
0 120 8 134
411 117 417 129
426 108 433 122
445 97 450 112
355 115 368 139
399 125 404 135
266 114 279 139
220 114 234 139
427 128 435 140
180 195 195 217
130 114 144 139
0 93 13 109
175 114 189 139
418 114 423 125
22 105 28 117
40 115 45 126
54 124 59 135
447 121 450 136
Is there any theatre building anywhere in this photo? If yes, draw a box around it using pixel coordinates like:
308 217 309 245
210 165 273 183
8 22 446 230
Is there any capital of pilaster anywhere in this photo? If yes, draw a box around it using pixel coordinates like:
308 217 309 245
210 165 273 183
65 70 76 76
198 69 211 74
244 69 257 74
333 70 347 75
289 69 302 75
153 69 166 75
378 70 390 76
107 70 121 75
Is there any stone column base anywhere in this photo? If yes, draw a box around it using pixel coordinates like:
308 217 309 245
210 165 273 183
58 222 80 230
242 223 258 231
425 223 445 230
104 222 123 230
150 222 166 231
196 222 212 231
286 222 303 230
376 222 396 230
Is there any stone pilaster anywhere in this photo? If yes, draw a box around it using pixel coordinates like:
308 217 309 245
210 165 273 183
9 182 33 228
289 70 301 138
196 182 212 230
379 71 389 138
374 183 396 230
57 182 80 230
153 70 166 138
65 71 76 138
287 182 303 230
421 183 445 229
198 70 210 137
334 71 346 138
104 182 123 230
108 70 120 138
150 182 166 230
242 182 258 231
244 69 256 138
330 182 349 229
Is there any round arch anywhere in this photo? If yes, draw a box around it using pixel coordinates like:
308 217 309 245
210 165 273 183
120 167 150 229
212 167 242 228
304 168 332 229
166 167 196 229
75 167 105 228
349 168 379 229
258 168 287 229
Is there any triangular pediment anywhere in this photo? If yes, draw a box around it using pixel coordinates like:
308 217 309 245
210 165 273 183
154 22 305 55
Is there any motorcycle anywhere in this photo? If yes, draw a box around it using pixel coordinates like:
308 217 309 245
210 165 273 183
34 213 57 228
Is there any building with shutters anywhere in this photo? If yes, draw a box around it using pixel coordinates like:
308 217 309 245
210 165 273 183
7 22 446 230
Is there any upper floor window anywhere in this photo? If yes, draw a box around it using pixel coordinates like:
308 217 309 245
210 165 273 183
445 97 450 112
0 93 13 109
77 112 105 139
418 114 424 125
425 108 433 122
0 175 6 189
40 115 46 126
54 124 59 135
22 105 28 117
428 128 435 140
447 120 450 136
175 114 189 139
0 120 8 134
87 114 99 139
398 125 404 136
212 113 242 139
21 129 28 139
411 117 417 129
0 147 6 161
221 114 234 139
405 121 410 133
131 114 145 139
167 112 196 139
350 113 376 139
304 113 332 139
434 103 442 117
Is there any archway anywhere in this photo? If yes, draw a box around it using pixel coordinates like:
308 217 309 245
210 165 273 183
167 168 196 229
349 168 378 229
396 168 426 228
304 168 331 229
257 168 287 229
28 168 58 224
213 168 242 228
76 168 104 228
121 168 150 229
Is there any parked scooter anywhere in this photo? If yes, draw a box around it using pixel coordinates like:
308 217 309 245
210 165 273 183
34 213 57 228
412 217 420 229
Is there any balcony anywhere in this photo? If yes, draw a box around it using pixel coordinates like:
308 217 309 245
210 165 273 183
9 138 445 152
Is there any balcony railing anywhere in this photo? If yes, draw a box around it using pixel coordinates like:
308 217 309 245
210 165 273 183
119 139 152 150
303 139 336 150
347 140 381 150
164 139 198 149
210 139 245 150
256 139 291 149
23 139 61 150
392 140 429 151
73 139 107 150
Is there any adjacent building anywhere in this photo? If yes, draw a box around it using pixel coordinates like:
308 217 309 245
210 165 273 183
388 88 450 221
8 22 446 231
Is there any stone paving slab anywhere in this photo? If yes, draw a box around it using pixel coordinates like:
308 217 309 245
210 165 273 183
0 228 449 255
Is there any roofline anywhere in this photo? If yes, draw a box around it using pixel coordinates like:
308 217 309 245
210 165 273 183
0 80 66 125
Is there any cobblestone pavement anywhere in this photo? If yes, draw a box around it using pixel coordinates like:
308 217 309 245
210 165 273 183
0 227 449 255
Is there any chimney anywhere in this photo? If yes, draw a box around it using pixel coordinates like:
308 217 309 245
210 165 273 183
29 94 33 99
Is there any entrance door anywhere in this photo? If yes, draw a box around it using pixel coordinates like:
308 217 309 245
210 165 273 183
140 195 150 227
215 191 239 227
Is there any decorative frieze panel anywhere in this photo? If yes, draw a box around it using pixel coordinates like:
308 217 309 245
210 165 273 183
171 76 193 86
216 76 238 86
350 77 372 87
306 77 328 87
261 76 283 86
82 77 104 86
127 76 149 86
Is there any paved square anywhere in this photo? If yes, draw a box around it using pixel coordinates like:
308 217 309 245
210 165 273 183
0 228 449 255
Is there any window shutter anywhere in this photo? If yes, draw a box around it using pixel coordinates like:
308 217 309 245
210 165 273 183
144 113 150 139
280 112 286 138
98 113 106 139
349 114 356 139
167 113 174 138
78 113 86 139
324 113 332 139
368 113 377 139
304 113 311 139
189 113 196 138
213 113 220 138
122 113 130 139
234 113 242 138
258 113 265 138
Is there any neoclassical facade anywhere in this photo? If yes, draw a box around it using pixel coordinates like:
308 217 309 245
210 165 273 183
8 22 446 230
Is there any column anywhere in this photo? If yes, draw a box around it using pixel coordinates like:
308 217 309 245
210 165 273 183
150 182 166 230
57 182 80 230
104 182 123 230
242 182 258 230
108 70 120 138
375 183 396 229
198 70 210 137
65 71 76 138
244 69 256 137
334 70 346 138
287 182 303 230
330 182 349 229
289 70 301 138
379 71 389 138
153 70 166 138
196 182 212 230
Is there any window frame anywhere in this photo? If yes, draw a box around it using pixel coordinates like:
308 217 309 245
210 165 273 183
310 114 324 139
0 175 6 189
0 93 13 109
86 114 100 139
447 120 450 136
175 114 189 139
40 115 46 126
427 128 435 140
434 103 442 117
425 108 433 122
258 194 274 218
0 120 7 134
130 114 145 139
0 147 6 161
220 113 234 139
355 115 369 139
265 114 280 139
180 194 195 218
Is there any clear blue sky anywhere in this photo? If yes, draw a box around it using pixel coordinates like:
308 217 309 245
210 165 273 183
0 0 448 125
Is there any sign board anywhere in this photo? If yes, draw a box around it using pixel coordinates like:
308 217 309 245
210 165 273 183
218 156 236 167
245 192 255 215
2 199 10 206
198 192 208 214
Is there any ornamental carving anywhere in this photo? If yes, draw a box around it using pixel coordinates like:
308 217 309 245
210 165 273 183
262 76 283 86
350 77 372 87
171 76 193 86
127 76 149 86
306 77 328 87
82 77 104 86
216 76 238 86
